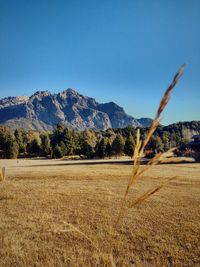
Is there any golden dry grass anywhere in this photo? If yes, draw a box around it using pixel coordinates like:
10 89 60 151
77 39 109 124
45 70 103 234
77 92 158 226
0 167 6 182
0 159 200 266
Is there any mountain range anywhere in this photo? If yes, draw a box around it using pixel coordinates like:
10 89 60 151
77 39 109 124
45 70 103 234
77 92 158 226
0 89 152 131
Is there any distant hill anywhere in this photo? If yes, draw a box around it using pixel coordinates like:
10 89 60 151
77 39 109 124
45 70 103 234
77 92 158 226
160 121 200 139
0 89 148 131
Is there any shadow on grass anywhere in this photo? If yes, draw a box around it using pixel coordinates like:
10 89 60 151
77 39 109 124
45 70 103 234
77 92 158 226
16 159 149 168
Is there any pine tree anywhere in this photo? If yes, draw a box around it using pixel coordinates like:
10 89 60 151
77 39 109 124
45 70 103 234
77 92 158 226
96 137 108 158
105 141 112 158
63 128 73 155
40 133 51 157
53 145 63 158
124 133 135 157
60 141 67 156
27 138 40 156
112 134 125 157
0 126 19 158
14 129 26 153
80 129 97 158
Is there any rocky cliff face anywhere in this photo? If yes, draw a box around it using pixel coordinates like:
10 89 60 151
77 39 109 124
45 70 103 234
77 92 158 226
0 89 145 131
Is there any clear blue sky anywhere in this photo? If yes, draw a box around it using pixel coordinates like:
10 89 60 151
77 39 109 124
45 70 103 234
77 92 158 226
0 0 199 125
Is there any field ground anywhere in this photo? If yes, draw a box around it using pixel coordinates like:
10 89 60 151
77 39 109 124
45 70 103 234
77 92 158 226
0 159 200 266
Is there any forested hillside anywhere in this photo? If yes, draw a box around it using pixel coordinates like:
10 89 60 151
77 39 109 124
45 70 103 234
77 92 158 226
0 121 199 159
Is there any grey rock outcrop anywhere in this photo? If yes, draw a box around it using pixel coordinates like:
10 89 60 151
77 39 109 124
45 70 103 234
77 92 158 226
0 88 145 131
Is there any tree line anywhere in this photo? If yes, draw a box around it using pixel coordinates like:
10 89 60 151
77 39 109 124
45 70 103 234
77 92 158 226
0 121 199 159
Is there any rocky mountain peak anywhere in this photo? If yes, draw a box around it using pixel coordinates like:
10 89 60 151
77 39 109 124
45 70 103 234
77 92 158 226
0 89 150 131
30 90 51 100
59 88 78 96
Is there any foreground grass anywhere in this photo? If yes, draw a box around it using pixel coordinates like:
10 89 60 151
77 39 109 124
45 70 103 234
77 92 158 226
0 159 200 266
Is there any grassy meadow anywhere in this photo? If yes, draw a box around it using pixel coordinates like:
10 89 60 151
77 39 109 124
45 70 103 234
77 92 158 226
0 159 200 266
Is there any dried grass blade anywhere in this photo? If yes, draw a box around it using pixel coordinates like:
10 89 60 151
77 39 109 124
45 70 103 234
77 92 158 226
128 176 177 208
115 65 185 227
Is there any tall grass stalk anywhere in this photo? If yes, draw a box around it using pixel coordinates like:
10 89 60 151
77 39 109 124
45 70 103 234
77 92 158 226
116 64 186 226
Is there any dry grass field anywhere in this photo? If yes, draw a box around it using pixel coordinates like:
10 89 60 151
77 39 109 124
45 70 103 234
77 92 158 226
0 159 200 266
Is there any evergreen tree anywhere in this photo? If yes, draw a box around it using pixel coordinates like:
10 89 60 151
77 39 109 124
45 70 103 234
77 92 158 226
27 138 40 156
40 133 51 157
105 141 112 158
51 123 65 148
96 137 108 158
63 128 74 155
80 129 97 158
72 132 81 155
162 131 171 151
9 141 19 159
53 145 63 158
60 141 67 156
112 134 125 157
0 126 19 158
124 133 135 157
14 129 26 153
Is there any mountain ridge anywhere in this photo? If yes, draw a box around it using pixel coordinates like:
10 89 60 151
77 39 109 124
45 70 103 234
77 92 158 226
0 89 152 131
